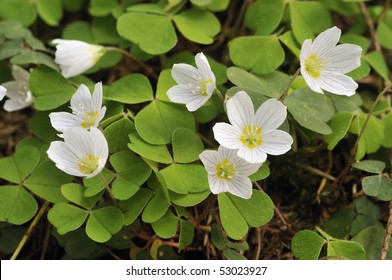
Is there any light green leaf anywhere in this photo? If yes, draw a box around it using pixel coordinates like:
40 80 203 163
352 160 386 174
30 66 76 110
36 0 63 26
362 175 392 201
156 69 175 102
172 128 204 163
0 186 38 225
292 230 325 260
142 178 171 223
190 0 212 5
279 31 301 58
205 0 230 11
229 35 284 75
290 1 332 43
48 203 88 235
245 0 285 35
160 164 209 194
128 132 173 164
249 163 270 181
0 0 36 27
63 21 94 43
61 183 102 209
324 112 354 150
285 88 335 135
24 160 72 203
169 190 210 207
120 188 155 225
382 111 392 147
89 0 117 16
173 9 220 45
223 248 247 260
104 117 135 153
83 168 115 197
135 100 195 145
0 146 40 184
327 240 366 260
106 74 153 104
10 50 59 70
218 190 274 240
117 12 177 55
151 210 178 238
364 51 391 82
377 20 392 50
179 219 194 252
352 226 392 260
329 94 362 113
86 206 124 243
29 111 58 143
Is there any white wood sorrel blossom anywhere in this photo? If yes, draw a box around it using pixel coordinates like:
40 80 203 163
0 86 6 101
53 39 106 78
49 82 106 134
213 91 293 164
47 127 108 178
300 26 362 96
167 52 216 112
1 65 34 112
199 145 261 199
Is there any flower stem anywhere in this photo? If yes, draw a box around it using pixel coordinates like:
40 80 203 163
279 68 301 103
11 201 50 260
215 88 224 104
381 200 392 260
98 173 117 205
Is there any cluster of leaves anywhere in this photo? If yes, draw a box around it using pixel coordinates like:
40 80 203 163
0 0 391 260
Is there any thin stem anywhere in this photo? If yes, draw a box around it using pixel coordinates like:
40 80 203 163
298 163 336 182
215 88 225 104
279 68 301 103
381 200 392 260
359 1 382 53
11 201 50 260
98 173 117 205
351 85 391 159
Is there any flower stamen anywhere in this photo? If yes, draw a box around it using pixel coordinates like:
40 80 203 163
304 54 323 78
215 159 236 181
81 111 99 128
240 125 262 149
79 154 99 174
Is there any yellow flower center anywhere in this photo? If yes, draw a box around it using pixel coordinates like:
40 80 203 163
89 45 106 63
79 154 99 175
216 159 236 181
81 111 99 129
199 78 213 96
304 54 323 78
240 125 262 149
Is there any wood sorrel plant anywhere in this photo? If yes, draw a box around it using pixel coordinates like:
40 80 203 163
0 0 391 260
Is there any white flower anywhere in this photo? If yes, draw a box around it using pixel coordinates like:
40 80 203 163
52 39 106 78
213 91 293 164
300 26 362 96
0 86 5 101
49 82 106 134
47 127 108 178
199 145 261 199
1 65 34 112
167 52 216 112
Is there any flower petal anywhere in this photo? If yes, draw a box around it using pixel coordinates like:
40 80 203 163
300 39 312 63
312 26 341 58
301 71 323 93
199 150 219 174
226 91 254 128
4 99 32 112
49 112 83 132
89 127 109 165
171 63 201 86
47 141 85 177
70 84 93 114
213 123 242 150
92 82 103 110
318 71 358 96
227 176 253 199
261 130 293 155
237 147 267 164
167 85 208 111
324 44 362 74
0 85 5 101
195 52 215 83
254 98 287 133
208 175 227 195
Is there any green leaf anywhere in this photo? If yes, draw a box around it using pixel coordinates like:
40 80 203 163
172 128 204 163
89 0 118 16
377 20 392 50
29 111 58 143
223 248 247 260
151 210 178 238
10 50 59 70
53 228 98 259
0 146 40 184
227 67 289 104
364 51 391 82
128 132 173 164
48 203 88 235
0 0 36 27
120 188 154 225
352 160 386 174
205 0 230 11
352 226 392 260
0 40 26 60
349 113 385 161
329 94 362 113
63 21 94 43
30 66 76 110
156 69 175 102
382 111 392 147
0 186 38 225
190 0 212 5
327 240 366 260
135 100 195 145
285 88 335 135
362 175 392 201
179 219 194 252
169 189 210 207
290 1 332 43
86 206 124 243
142 178 171 223
106 74 153 104
324 112 354 150
173 9 220 45
83 168 115 197
24 160 72 203
211 224 226 250
249 163 270 181
0 225 26 254
245 0 285 35
292 230 325 260
218 190 274 240
117 11 177 55
229 36 284 75
279 31 301 58
323 208 355 239
351 196 382 236
36 0 63 26
61 183 102 209
104 117 135 153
